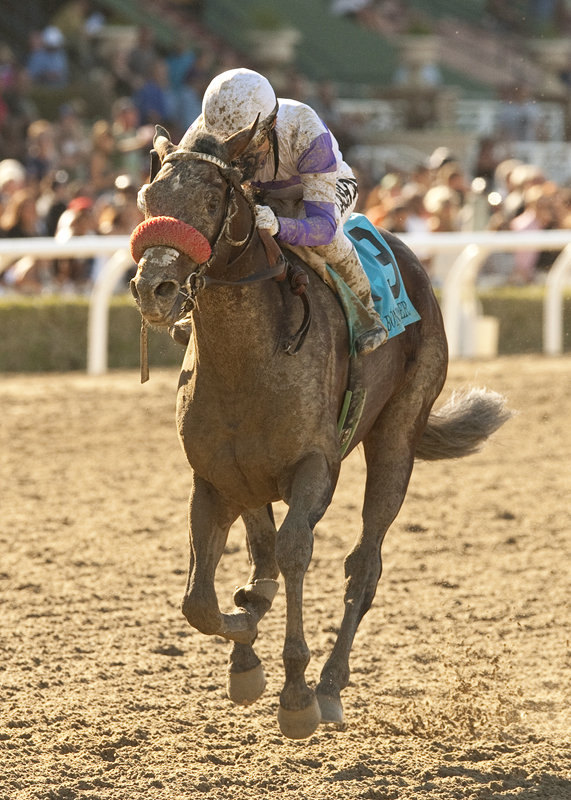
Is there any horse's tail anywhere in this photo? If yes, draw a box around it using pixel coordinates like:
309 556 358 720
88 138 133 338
416 388 513 461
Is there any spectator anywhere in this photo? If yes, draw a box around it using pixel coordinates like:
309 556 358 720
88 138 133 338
0 187 50 291
26 27 70 88
423 185 460 232
509 184 559 283
310 80 356 152
364 172 403 227
401 184 433 271
176 66 204 132
0 158 26 215
50 0 92 69
503 163 545 222
38 170 73 237
382 198 410 233
106 174 143 234
125 26 159 90
175 47 215 132
0 187 40 237
111 97 149 183
54 196 97 291
0 44 18 92
132 59 176 127
25 119 58 185
89 119 120 196
54 102 90 181
472 137 499 188
166 34 196 94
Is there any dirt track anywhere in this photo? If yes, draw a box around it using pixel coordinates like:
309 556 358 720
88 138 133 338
1 355 570 800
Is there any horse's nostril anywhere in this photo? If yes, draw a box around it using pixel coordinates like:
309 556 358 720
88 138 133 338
130 278 140 303
155 280 179 300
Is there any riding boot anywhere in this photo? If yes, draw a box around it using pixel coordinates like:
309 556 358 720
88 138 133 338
169 314 192 347
332 246 388 354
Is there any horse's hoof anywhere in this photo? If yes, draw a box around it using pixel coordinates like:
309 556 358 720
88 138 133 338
317 692 345 726
227 663 266 706
278 696 321 739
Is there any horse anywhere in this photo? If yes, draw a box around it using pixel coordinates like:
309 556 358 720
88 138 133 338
129 120 511 740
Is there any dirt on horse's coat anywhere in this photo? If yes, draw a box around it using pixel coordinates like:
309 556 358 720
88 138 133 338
129 120 511 739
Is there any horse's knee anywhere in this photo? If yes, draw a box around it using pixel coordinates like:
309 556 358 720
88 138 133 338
276 521 313 577
182 592 221 635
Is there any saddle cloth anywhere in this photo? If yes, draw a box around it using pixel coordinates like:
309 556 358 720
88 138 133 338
282 213 420 355
330 213 421 351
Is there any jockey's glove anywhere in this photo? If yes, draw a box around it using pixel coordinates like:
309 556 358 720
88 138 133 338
255 204 280 237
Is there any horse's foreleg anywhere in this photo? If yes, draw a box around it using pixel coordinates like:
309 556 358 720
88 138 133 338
182 475 258 645
276 452 334 739
316 396 432 726
227 504 279 706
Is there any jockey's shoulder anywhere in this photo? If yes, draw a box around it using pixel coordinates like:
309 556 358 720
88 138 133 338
276 98 327 138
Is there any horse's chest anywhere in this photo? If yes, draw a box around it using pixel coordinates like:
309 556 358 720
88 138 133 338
176 362 340 505
176 399 289 504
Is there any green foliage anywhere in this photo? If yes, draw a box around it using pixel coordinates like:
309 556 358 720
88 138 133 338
478 286 571 355
0 288 569 373
0 295 180 373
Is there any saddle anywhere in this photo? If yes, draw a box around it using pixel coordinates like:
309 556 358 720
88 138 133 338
260 213 421 455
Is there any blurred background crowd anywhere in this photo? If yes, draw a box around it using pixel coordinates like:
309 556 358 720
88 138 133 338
1 0 571 294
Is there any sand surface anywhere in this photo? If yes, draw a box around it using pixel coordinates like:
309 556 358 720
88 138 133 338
1 355 570 799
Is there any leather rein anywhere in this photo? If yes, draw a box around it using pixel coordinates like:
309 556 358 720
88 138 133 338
160 149 312 356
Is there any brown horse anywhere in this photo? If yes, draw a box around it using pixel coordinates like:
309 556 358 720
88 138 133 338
129 122 511 739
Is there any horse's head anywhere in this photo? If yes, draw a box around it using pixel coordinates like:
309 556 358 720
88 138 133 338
129 120 258 327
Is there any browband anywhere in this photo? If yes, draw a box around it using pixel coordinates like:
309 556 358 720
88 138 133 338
162 151 231 171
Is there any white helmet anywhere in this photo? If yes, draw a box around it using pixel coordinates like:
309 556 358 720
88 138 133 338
202 68 278 140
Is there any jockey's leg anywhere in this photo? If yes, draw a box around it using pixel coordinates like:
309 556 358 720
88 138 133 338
315 232 387 354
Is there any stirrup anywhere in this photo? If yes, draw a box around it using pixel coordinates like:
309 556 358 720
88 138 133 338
355 325 388 355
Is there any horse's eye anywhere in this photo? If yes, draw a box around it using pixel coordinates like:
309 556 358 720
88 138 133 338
205 194 220 213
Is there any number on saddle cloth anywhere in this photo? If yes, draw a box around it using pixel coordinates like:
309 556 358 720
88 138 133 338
327 213 421 349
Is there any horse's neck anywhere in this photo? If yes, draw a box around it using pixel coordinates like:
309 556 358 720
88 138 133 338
191 239 283 378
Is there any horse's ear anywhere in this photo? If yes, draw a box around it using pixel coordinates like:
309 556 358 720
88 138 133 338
149 149 161 182
224 114 261 162
153 125 176 160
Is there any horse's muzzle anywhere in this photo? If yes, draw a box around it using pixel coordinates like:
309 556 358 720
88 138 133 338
129 246 184 326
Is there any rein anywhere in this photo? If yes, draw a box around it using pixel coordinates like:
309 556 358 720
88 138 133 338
133 147 312 379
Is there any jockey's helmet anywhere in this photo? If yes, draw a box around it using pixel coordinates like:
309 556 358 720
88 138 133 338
202 68 278 143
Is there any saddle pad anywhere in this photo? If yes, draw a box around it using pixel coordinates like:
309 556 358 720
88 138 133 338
327 213 420 347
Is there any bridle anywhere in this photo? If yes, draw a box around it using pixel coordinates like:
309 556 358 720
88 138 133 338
139 148 289 311
131 146 311 381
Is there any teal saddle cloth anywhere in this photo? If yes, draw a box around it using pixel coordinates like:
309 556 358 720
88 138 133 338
327 213 420 353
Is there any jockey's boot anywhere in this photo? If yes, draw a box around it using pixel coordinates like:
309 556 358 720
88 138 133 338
334 247 388 355
168 314 192 347
356 300 388 354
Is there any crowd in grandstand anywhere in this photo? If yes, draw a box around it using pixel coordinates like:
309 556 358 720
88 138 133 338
0 0 570 293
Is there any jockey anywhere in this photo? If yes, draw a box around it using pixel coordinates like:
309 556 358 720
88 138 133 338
184 68 387 355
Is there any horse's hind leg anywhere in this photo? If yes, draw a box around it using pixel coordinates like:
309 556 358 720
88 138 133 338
227 504 279 706
316 383 440 725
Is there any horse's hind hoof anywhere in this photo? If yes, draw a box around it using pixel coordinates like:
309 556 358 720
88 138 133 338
316 692 345 727
227 663 266 706
278 696 321 739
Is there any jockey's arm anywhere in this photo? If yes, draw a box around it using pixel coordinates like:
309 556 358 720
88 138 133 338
275 131 338 248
